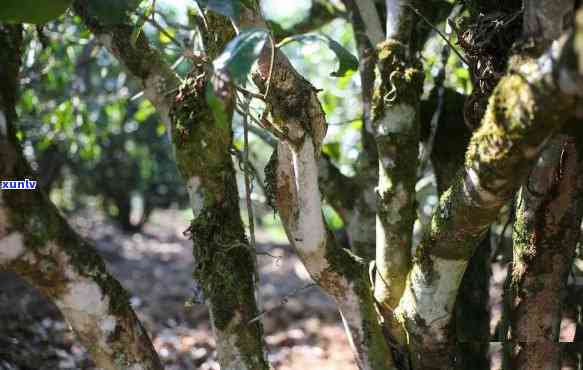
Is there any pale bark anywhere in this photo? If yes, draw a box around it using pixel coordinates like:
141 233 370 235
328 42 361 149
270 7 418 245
72 3 269 369
341 0 379 262
0 23 162 370
242 5 396 368
395 14 583 367
424 88 490 368
355 0 384 45
256 45 394 370
372 1 422 349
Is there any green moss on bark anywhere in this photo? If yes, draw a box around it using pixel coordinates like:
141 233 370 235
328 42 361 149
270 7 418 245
169 33 268 370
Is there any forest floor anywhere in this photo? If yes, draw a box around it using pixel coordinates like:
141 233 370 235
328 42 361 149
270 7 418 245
0 209 580 370
0 209 356 370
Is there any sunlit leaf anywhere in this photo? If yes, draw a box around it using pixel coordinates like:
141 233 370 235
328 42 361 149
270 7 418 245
159 27 177 44
278 33 358 77
0 0 71 24
213 28 269 84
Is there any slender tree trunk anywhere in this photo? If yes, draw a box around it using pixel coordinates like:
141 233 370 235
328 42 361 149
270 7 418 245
341 0 379 263
368 2 423 357
72 3 270 368
0 23 163 370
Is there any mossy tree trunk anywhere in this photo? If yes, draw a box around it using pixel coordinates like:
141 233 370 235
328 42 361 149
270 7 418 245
394 12 583 366
72 2 269 369
509 134 583 369
8 1 583 369
425 86 491 369
506 2 581 368
0 23 163 370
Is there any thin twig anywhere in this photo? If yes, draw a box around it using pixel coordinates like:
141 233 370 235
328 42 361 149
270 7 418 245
404 3 471 67
247 283 317 324
241 94 262 308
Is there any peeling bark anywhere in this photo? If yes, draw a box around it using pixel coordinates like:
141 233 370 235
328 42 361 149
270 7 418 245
244 5 396 368
0 23 162 370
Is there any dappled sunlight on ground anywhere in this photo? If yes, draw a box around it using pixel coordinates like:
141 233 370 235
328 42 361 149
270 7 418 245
0 209 356 370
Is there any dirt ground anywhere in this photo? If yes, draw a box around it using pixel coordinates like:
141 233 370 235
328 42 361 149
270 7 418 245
0 209 357 370
0 209 581 369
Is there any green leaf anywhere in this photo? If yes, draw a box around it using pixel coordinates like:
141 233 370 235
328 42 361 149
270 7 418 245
86 0 143 25
213 28 269 84
278 33 358 77
131 0 156 45
196 0 240 21
0 0 72 24
205 82 229 128
323 142 341 161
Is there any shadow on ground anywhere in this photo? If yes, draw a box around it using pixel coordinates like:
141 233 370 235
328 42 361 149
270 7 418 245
0 209 356 370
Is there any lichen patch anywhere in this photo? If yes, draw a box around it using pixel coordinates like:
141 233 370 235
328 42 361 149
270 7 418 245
0 232 25 264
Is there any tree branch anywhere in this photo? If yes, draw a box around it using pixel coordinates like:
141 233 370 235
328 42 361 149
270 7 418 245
395 15 583 367
243 5 396 369
340 0 379 261
270 0 347 41
355 0 385 45
72 4 269 369
318 154 359 222
0 23 163 370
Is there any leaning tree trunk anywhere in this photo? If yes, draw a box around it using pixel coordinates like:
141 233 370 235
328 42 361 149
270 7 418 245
241 3 397 369
424 85 491 369
509 133 583 369
394 10 583 367
72 2 270 369
0 23 163 370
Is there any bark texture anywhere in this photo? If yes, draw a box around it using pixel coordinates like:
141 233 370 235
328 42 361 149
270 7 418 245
73 3 269 369
509 134 583 370
341 0 379 262
242 5 397 368
255 41 395 370
0 23 163 370
423 87 490 368
395 14 583 367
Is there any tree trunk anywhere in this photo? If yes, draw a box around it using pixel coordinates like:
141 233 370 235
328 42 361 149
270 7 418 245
396 17 583 366
72 3 270 368
509 134 583 369
0 23 163 370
